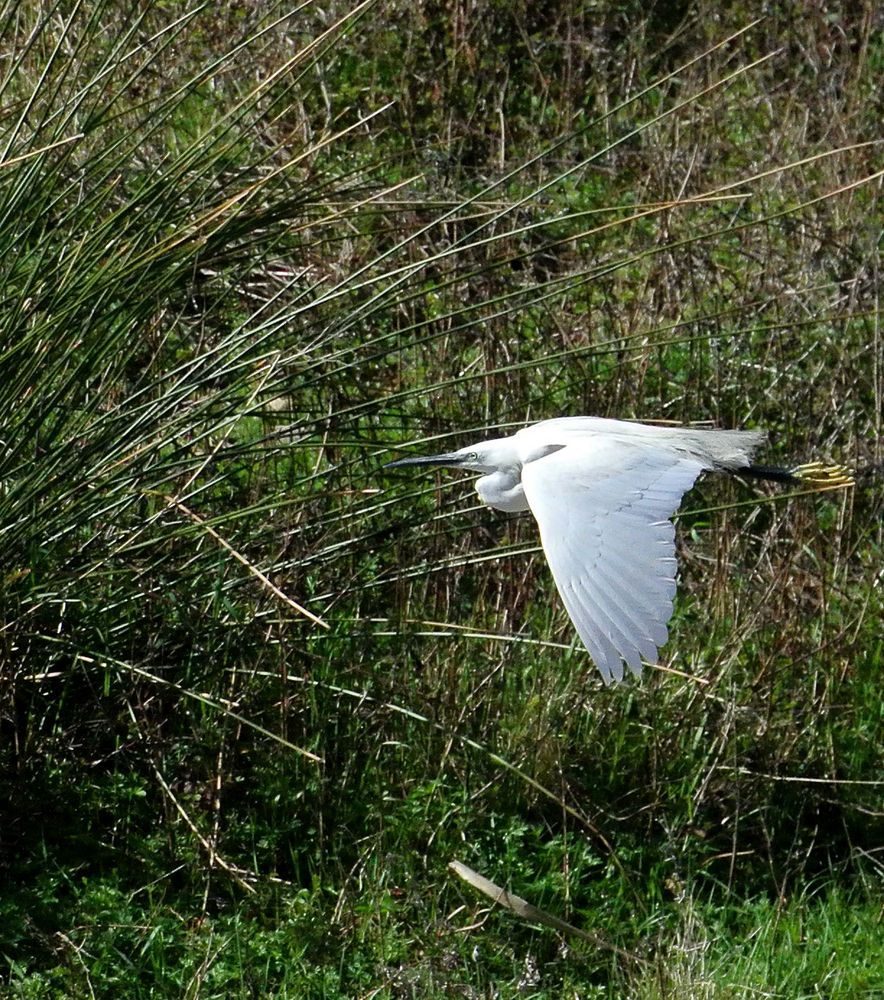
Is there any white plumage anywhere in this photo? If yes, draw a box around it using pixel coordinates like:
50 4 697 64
386 416 800 682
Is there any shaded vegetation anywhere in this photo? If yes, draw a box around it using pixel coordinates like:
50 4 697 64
0 0 881 996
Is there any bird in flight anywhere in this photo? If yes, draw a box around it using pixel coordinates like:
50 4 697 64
386 417 852 683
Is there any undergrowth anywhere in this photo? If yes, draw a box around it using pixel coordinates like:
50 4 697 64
0 1 881 997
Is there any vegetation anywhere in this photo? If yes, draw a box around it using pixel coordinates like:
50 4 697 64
0 1 881 996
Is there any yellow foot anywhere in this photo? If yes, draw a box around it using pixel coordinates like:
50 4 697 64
790 461 854 489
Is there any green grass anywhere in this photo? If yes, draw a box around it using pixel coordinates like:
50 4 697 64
1 1 882 997
4 848 881 997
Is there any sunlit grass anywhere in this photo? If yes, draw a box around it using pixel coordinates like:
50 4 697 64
1 1 881 997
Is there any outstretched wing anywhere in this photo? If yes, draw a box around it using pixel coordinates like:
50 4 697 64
520 438 707 683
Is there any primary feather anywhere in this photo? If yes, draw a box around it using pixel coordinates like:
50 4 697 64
520 438 706 682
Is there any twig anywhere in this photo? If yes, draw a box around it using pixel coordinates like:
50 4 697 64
449 860 644 964
162 495 329 630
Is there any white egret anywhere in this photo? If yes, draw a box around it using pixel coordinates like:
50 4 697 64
386 417 852 683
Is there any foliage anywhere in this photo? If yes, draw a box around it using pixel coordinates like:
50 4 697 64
0 0 881 996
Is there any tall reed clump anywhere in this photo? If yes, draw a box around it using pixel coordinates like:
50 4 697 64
1 2 881 996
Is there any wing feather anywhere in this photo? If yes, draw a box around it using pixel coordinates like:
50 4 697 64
557 578 629 683
570 538 670 654
520 438 706 682
571 575 646 675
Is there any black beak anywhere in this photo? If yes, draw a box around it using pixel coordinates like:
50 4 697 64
384 452 464 469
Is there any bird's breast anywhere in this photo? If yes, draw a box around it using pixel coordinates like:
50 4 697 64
475 470 530 512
